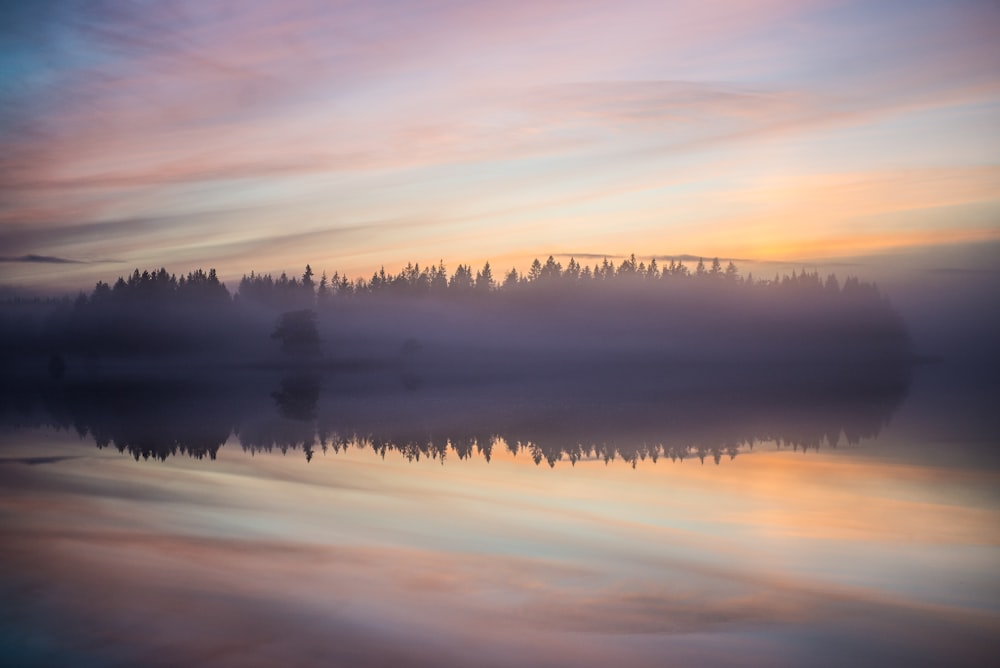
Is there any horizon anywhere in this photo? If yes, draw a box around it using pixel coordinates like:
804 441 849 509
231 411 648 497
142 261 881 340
4 237 999 298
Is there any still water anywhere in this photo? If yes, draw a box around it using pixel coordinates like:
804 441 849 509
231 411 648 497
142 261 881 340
1 364 997 667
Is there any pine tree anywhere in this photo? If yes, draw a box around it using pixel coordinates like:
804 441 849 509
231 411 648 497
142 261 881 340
475 261 495 293
317 271 329 305
565 258 580 281
527 258 543 282
647 258 660 280
540 256 562 281
450 264 474 291
503 268 520 289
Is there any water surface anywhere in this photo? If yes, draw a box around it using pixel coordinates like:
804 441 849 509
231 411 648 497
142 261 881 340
1 364 997 667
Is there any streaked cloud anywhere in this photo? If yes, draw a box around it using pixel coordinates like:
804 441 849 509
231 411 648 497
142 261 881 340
0 254 84 264
1 1 999 291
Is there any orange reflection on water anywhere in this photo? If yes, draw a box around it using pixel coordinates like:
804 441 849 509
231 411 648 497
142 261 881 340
1 428 998 667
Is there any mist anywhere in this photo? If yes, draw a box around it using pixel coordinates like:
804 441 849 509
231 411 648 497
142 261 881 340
0 255 922 468
0 257 914 383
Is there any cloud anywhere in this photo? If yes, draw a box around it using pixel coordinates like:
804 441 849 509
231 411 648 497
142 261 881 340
0 254 84 264
0 455 84 465
3 0 1000 292
0 5 852 201
924 267 1000 276
553 252 626 260
552 252 749 263
0 207 274 261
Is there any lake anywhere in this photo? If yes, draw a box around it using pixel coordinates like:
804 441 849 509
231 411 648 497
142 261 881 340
0 362 997 667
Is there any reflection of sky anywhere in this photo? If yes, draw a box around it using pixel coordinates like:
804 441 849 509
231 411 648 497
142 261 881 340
1 423 997 666
1 1 999 291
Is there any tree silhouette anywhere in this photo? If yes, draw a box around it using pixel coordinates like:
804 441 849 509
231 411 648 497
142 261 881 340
527 258 543 282
431 261 448 293
272 309 322 358
618 253 638 277
475 262 495 293
317 271 330 306
647 259 660 280
503 268 520 289
449 264 474 292
540 255 562 281
302 264 315 295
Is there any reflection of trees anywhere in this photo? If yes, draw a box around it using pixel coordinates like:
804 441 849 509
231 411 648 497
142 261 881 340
0 363 909 467
239 374 322 460
0 381 237 461
271 374 320 421
239 417 319 461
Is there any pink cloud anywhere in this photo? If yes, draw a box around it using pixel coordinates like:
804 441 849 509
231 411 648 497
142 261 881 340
3 0 1000 291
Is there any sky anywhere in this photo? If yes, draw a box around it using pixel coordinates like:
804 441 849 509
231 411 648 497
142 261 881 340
1 0 999 292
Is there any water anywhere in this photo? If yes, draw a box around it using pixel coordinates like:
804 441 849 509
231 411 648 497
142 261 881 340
0 364 997 667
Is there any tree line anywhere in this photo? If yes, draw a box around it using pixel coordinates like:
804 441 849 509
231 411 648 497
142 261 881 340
240 255 781 307
0 253 909 366
55 254 878 310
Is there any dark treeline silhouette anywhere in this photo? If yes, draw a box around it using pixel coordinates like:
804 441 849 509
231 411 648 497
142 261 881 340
234 255 864 300
0 362 909 467
0 255 911 376
1 267 235 362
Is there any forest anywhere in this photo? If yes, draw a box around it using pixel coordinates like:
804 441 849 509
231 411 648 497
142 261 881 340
0 255 917 466
0 255 912 377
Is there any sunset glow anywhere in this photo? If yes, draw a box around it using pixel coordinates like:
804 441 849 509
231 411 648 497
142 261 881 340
2 4 999 666
2 1 998 290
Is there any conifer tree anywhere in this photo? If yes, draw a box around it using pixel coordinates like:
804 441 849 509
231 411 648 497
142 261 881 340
475 261 495 293
527 259 543 282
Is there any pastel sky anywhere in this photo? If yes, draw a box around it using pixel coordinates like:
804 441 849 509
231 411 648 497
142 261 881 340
1 0 999 291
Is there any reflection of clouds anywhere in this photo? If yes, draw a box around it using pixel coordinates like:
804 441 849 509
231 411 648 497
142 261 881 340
3 511 997 667
2 430 998 666
698 454 1000 545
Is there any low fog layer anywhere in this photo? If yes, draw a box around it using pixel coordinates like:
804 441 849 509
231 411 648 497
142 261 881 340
0 257 911 378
